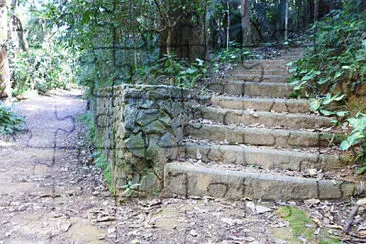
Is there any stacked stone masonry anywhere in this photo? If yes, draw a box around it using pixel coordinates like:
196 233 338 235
95 85 196 195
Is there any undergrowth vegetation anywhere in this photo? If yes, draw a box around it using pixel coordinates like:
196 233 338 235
289 0 366 171
78 112 114 194
0 103 26 135
131 55 208 88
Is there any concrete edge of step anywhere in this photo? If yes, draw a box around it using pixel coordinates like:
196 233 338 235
179 143 347 172
163 162 364 201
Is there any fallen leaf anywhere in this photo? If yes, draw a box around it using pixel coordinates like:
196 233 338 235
190 229 198 237
255 206 272 214
357 198 366 206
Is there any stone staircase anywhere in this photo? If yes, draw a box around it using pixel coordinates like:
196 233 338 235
163 48 362 201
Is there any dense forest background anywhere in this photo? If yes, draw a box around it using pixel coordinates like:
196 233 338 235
1 0 363 96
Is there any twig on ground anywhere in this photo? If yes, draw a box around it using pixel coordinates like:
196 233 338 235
343 204 360 233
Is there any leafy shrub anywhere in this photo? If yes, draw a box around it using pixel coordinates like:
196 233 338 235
78 111 95 147
133 55 207 88
289 1 366 107
93 151 115 194
339 113 366 174
214 46 256 64
0 103 26 135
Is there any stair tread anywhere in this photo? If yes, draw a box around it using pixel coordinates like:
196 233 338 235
211 95 307 102
164 161 357 200
196 106 333 129
188 121 338 134
180 142 344 172
200 105 330 119
182 142 341 157
185 122 344 148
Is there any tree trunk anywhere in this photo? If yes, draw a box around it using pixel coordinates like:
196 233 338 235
241 0 251 46
284 0 288 41
166 27 172 56
0 0 11 99
226 1 230 50
314 0 319 22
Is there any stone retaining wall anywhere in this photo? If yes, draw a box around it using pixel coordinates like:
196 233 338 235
95 85 197 196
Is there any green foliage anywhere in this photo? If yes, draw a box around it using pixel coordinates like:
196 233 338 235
77 111 95 147
13 48 75 94
120 181 141 198
275 206 314 241
290 1 366 104
11 3 76 95
289 1 366 169
0 103 26 135
214 46 256 64
339 113 366 173
93 151 115 194
133 55 207 88
308 93 348 117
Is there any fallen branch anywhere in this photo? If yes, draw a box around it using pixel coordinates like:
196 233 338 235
343 204 360 233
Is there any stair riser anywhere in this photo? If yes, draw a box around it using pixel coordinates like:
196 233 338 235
231 69 290 76
164 163 356 200
185 124 344 148
211 97 310 113
207 82 292 98
231 68 290 76
228 74 289 83
180 144 345 172
197 107 333 130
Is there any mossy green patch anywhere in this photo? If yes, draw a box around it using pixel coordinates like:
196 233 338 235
274 206 342 243
275 206 314 240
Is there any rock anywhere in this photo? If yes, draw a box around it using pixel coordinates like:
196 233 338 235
124 104 138 130
158 110 171 126
136 109 160 126
158 132 177 148
124 132 145 158
138 99 154 109
142 120 166 135
139 172 160 193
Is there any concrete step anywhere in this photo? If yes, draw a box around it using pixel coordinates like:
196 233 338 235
210 96 310 113
206 81 292 98
228 74 290 82
164 162 358 200
231 67 290 76
196 106 332 130
179 143 347 172
185 123 344 148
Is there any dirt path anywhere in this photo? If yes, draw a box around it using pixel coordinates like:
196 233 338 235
0 90 362 244
0 90 116 243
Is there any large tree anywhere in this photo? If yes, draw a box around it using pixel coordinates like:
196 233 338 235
0 0 11 99
241 0 251 46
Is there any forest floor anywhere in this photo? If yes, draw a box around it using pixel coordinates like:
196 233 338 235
0 90 365 243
